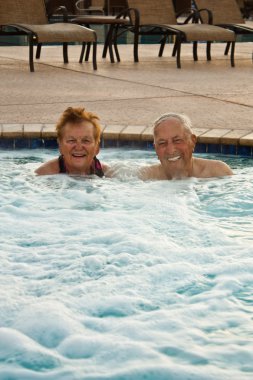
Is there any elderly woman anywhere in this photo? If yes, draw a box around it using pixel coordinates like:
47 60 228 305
35 107 108 176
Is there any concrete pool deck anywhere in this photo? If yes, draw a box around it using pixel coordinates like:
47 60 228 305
0 39 253 147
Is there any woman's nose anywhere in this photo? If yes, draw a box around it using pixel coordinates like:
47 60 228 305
75 140 83 149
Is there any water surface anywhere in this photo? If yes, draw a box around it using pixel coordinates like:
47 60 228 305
0 149 253 380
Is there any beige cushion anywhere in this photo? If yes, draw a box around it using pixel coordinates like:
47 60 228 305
15 23 97 43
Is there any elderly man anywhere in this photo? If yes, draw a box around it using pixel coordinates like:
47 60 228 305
140 113 233 180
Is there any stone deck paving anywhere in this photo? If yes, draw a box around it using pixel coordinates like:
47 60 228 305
0 41 252 145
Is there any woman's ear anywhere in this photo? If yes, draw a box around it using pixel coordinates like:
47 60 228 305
57 138 63 155
95 144 100 156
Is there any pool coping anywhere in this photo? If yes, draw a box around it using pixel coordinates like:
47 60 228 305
1 123 253 156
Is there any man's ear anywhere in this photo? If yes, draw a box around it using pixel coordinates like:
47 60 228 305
153 141 158 153
191 134 197 151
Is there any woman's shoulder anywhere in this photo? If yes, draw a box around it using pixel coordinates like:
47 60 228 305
35 158 60 176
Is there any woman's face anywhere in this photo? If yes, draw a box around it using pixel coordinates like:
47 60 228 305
58 121 99 174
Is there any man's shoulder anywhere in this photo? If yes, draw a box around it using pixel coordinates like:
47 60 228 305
193 157 233 178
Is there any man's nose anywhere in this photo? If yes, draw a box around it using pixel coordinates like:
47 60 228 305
165 141 175 154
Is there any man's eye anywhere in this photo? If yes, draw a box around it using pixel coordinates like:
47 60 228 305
82 139 91 144
67 139 76 144
158 141 166 146
174 139 183 144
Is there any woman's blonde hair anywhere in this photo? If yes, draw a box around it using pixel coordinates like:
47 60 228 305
56 107 101 144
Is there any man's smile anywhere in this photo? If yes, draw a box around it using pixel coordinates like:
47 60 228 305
167 155 181 162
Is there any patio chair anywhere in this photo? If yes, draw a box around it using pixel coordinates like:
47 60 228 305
173 0 192 14
71 1 130 63
193 0 253 56
110 0 236 68
75 0 105 15
0 0 97 71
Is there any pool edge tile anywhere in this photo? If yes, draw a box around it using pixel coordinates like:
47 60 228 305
23 124 43 138
120 125 147 141
102 124 126 140
41 124 57 139
239 132 253 147
197 128 232 144
2 124 24 138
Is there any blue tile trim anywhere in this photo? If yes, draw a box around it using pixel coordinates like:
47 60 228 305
221 144 238 156
0 138 253 157
237 145 252 157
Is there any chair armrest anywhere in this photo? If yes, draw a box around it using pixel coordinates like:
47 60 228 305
188 8 213 25
55 6 69 22
46 0 70 22
176 7 213 25
115 7 139 27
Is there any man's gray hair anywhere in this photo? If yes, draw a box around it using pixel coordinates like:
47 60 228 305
153 113 193 136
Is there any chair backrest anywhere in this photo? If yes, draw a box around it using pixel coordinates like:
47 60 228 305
0 0 48 25
193 0 244 24
45 0 77 16
173 0 192 14
127 0 177 25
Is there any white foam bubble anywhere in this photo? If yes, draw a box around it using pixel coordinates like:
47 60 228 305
1 149 253 379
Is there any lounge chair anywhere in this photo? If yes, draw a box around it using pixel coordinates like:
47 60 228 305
193 0 253 57
173 0 192 14
75 0 105 15
111 0 236 68
0 0 98 71
193 0 253 42
71 1 130 63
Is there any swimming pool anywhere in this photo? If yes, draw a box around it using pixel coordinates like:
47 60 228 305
0 148 253 379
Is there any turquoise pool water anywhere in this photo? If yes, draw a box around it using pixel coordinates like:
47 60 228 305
0 149 253 380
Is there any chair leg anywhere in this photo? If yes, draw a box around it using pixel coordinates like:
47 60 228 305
193 41 198 61
63 43 68 63
112 24 120 62
28 35 35 72
230 41 235 67
172 39 178 57
114 39 120 62
92 41 97 70
159 35 167 57
36 43 42 59
206 42 211 61
224 42 231 56
79 42 86 63
85 43 91 61
108 41 115 63
133 31 139 62
102 24 113 58
175 37 181 69
104 24 116 63
102 37 109 58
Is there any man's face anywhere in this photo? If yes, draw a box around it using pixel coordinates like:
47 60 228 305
154 118 196 176
58 121 99 174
